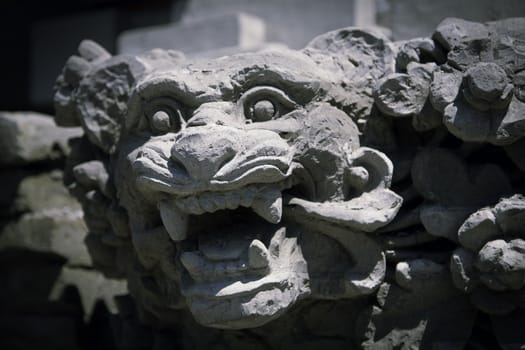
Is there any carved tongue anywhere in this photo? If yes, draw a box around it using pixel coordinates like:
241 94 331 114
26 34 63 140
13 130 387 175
251 189 282 224
159 200 189 241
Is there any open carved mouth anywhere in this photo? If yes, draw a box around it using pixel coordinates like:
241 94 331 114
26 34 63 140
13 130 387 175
135 160 312 328
158 176 297 238
129 120 402 328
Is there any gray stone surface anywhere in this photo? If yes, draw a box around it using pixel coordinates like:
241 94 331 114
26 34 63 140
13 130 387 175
432 17 525 145
0 112 81 165
451 195 525 316
0 209 90 266
49 17 525 349
55 23 403 341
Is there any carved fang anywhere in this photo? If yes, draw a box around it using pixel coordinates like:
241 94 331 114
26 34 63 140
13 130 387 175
159 200 189 241
248 239 270 269
252 189 283 224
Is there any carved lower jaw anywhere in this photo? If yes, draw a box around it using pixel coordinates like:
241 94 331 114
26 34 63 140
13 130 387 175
154 176 311 328
178 226 310 329
183 273 308 329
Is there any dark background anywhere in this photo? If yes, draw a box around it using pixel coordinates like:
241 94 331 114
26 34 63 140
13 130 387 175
0 0 185 113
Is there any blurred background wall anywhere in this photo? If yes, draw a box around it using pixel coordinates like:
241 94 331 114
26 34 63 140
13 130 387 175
0 0 524 114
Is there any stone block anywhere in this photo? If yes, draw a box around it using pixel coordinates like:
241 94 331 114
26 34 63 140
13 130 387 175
0 209 91 266
177 0 359 49
118 12 265 55
0 112 82 166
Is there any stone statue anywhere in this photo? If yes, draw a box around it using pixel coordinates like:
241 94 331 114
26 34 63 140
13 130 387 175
53 17 525 349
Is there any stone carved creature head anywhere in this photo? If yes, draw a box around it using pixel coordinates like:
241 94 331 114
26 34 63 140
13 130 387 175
55 29 402 329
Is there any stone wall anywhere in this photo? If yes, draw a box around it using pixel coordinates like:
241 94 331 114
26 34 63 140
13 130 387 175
0 112 127 349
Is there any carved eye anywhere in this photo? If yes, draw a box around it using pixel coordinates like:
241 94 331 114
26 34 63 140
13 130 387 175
144 97 186 134
251 99 276 121
151 110 172 132
240 86 297 122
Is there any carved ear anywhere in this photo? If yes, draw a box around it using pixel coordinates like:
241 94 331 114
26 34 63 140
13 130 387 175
287 147 402 233
54 40 146 154
302 28 396 120
346 147 394 193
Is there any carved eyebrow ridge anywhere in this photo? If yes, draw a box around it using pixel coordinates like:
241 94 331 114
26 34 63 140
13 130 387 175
232 68 321 105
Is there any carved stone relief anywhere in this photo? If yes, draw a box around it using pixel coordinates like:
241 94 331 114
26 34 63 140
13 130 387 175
53 17 525 349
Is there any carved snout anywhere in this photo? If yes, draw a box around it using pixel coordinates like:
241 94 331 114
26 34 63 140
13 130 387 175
170 126 239 181
169 125 294 185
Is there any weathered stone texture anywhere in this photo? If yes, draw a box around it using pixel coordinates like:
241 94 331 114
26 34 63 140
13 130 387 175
44 17 525 349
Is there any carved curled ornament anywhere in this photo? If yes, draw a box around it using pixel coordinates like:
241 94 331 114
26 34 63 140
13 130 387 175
55 17 525 349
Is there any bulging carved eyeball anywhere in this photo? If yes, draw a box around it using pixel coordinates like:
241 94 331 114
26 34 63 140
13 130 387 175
346 166 370 191
151 110 173 133
251 99 276 121
238 86 297 122
142 97 187 135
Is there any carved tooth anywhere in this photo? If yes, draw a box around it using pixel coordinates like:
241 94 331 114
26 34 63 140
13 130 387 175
159 200 188 241
248 239 270 269
180 251 206 281
199 193 218 213
240 187 255 207
251 189 282 223
224 191 241 210
213 193 227 210
185 196 205 215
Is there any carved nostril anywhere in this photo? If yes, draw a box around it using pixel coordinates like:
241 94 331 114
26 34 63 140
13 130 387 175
168 157 189 178
170 143 195 179
170 131 238 181
186 117 207 128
